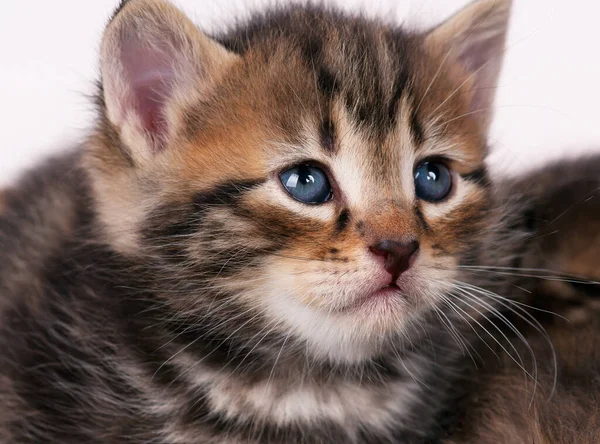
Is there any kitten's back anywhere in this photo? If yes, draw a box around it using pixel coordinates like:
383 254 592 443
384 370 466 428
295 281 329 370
450 155 600 444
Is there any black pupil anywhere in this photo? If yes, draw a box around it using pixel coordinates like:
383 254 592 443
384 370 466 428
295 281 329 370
425 164 440 181
298 166 315 185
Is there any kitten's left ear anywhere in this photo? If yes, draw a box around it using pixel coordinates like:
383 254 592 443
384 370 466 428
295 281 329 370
426 0 512 132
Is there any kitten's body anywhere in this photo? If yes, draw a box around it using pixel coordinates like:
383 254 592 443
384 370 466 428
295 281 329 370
0 1 520 442
0 150 465 442
450 156 600 444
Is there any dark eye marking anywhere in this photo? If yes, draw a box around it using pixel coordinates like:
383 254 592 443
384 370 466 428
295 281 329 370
193 179 265 210
460 168 489 187
336 208 351 233
329 248 339 254
414 205 431 232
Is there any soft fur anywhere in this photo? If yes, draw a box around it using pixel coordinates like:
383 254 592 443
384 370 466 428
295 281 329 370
0 1 528 443
449 156 600 444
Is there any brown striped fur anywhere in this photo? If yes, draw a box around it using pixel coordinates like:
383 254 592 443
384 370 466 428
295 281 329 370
0 1 524 442
86 0 509 364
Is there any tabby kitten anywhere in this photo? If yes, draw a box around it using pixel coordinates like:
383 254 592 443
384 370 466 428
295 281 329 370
0 0 513 442
449 156 600 444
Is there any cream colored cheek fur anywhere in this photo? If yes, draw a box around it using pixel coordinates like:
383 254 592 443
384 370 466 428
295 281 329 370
251 245 457 363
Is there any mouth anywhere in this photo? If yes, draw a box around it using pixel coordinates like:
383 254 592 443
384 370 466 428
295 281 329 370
372 283 402 297
342 283 406 313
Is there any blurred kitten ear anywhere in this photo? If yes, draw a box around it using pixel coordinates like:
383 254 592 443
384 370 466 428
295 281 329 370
426 0 512 132
100 0 238 161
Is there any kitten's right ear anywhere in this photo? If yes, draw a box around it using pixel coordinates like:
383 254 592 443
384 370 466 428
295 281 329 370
425 0 511 133
100 0 238 163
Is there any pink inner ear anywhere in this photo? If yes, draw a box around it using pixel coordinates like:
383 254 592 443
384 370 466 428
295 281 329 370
132 80 170 141
460 39 498 113
121 36 175 148
459 39 492 76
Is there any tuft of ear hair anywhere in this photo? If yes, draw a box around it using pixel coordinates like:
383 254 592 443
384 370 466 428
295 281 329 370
426 0 512 132
100 0 238 163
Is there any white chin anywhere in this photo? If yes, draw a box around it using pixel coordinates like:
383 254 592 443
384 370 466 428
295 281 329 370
263 292 413 364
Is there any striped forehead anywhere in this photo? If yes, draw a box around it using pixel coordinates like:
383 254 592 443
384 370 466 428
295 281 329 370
280 21 441 208
329 101 417 208
277 41 481 210
217 5 422 137
271 29 427 207
302 20 418 140
210 6 485 196
273 97 419 216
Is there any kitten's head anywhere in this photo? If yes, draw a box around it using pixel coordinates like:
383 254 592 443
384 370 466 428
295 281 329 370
87 0 511 363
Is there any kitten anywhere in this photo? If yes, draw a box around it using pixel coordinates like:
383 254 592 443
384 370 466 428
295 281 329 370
448 156 600 444
0 0 513 442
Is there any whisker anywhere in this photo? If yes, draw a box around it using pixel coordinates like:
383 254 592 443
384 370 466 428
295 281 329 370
432 304 480 367
443 291 538 385
414 46 454 113
546 193 597 227
459 265 600 285
429 18 543 120
452 288 537 378
438 294 500 362
455 281 558 398
393 343 430 389
262 331 292 401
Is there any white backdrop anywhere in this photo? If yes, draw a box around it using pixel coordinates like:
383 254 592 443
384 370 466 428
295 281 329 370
1 0 599 185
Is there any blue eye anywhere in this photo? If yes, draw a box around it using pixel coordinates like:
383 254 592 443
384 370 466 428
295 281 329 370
280 165 333 204
414 161 452 202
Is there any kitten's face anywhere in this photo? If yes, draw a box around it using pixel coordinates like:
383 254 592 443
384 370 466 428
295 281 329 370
90 0 508 363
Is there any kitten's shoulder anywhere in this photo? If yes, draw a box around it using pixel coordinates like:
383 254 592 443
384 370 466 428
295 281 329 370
0 150 89 308
0 149 118 443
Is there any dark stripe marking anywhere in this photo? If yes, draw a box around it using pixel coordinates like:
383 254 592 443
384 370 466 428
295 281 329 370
409 108 425 146
317 67 340 98
461 168 489 187
193 179 264 209
145 179 264 256
570 282 600 298
320 117 335 153
415 205 430 232
336 208 351 233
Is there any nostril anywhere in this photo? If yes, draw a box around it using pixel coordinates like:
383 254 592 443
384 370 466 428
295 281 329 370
369 245 389 258
369 239 420 279
400 240 420 258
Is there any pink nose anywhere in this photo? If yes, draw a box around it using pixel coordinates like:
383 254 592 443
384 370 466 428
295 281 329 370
369 240 420 281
